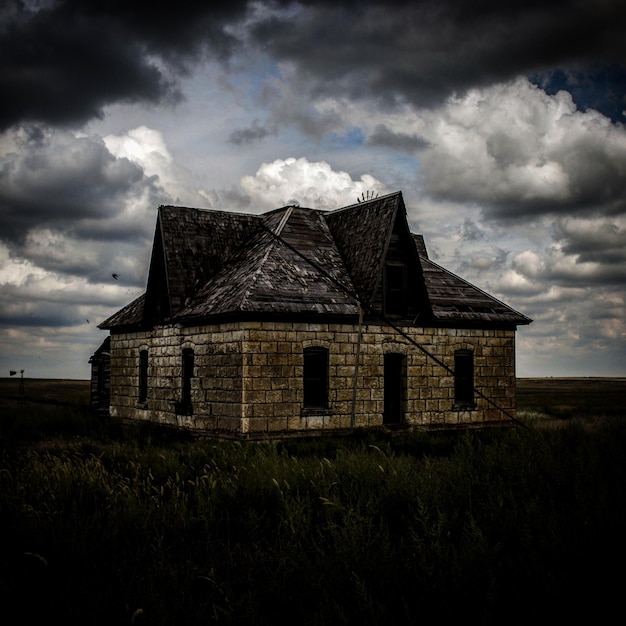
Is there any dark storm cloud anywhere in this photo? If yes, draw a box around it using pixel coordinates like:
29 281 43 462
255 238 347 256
229 120 272 145
366 124 430 153
0 125 163 244
553 218 626 267
0 294 89 328
488 138 626 220
0 271 134 329
0 0 251 130
2 1 625 132
250 0 626 118
0 309 76 328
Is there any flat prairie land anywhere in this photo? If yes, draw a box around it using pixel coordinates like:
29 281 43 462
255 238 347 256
516 377 626 419
1 377 625 420
0 378 90 408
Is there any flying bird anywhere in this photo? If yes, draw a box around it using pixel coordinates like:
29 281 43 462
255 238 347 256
112 273 119 280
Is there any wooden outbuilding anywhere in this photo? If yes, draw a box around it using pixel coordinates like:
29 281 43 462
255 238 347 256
88 336 110 414
98 191 531 437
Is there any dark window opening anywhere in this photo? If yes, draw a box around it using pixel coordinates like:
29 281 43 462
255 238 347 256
303 347 328 409
384 353 405 424
180 348 194 414
454 349 474 408
384 263 407 316
138 350 148 404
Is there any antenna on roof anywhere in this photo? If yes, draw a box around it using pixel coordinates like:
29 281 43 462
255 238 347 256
357 190 379 203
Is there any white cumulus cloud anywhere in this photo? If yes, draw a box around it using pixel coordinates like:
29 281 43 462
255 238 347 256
239 157 389 210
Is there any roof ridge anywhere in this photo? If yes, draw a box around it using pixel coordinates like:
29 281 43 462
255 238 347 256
236 206 294 308
326 190 402 214
272 206 294 235
159 205 262 218
238 230 279 310
269 209 361 301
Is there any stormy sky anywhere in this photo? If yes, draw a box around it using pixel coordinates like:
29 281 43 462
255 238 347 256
1 0 625 379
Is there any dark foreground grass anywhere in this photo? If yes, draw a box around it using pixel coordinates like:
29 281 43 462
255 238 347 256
1 385 626 625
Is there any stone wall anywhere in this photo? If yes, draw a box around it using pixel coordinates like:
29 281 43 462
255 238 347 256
109 320 517 437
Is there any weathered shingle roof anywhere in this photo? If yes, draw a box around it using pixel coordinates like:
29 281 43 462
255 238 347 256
100 191 531 330
418 254 532 325
325 194 398 308
88 335 111 363
100 293 145 329
178 207 359 320
156 206 259 314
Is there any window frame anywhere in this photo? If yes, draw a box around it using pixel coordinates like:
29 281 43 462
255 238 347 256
138 349 148 404
383 352 406 425
454 349 475 408
179 348 195 415
303 346 329 410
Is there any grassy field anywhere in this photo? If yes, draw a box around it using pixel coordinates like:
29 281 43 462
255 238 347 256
0 377 90 406
517 376 626 420
1 378 625 625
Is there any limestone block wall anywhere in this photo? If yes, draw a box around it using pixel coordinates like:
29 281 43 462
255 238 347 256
109 324 245 430
108 320 517 437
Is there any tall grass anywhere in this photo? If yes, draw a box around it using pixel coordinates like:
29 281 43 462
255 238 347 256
1 405 625 625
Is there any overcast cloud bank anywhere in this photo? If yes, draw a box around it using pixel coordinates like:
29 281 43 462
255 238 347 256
1 0 625 378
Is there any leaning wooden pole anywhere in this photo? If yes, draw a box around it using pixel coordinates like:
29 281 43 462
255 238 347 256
350 307 364 428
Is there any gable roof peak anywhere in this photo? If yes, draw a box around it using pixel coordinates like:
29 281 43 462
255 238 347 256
323 192 405 308
326 190 403 215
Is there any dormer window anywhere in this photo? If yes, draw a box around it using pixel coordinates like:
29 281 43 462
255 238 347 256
384 263 407 316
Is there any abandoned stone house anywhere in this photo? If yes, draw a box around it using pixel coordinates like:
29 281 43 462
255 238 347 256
94 191 531 438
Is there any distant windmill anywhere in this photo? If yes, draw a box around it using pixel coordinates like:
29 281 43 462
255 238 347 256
10 369 25 396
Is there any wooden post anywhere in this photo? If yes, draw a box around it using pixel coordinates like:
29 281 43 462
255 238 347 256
350 307 364 429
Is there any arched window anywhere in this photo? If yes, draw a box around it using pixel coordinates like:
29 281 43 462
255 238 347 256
454 349 474 408
303 347 328 409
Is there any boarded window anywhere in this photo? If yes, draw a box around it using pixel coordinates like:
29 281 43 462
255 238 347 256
303 347 328 409
138 350 148 403
181 348 194 413
454 349 474 407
